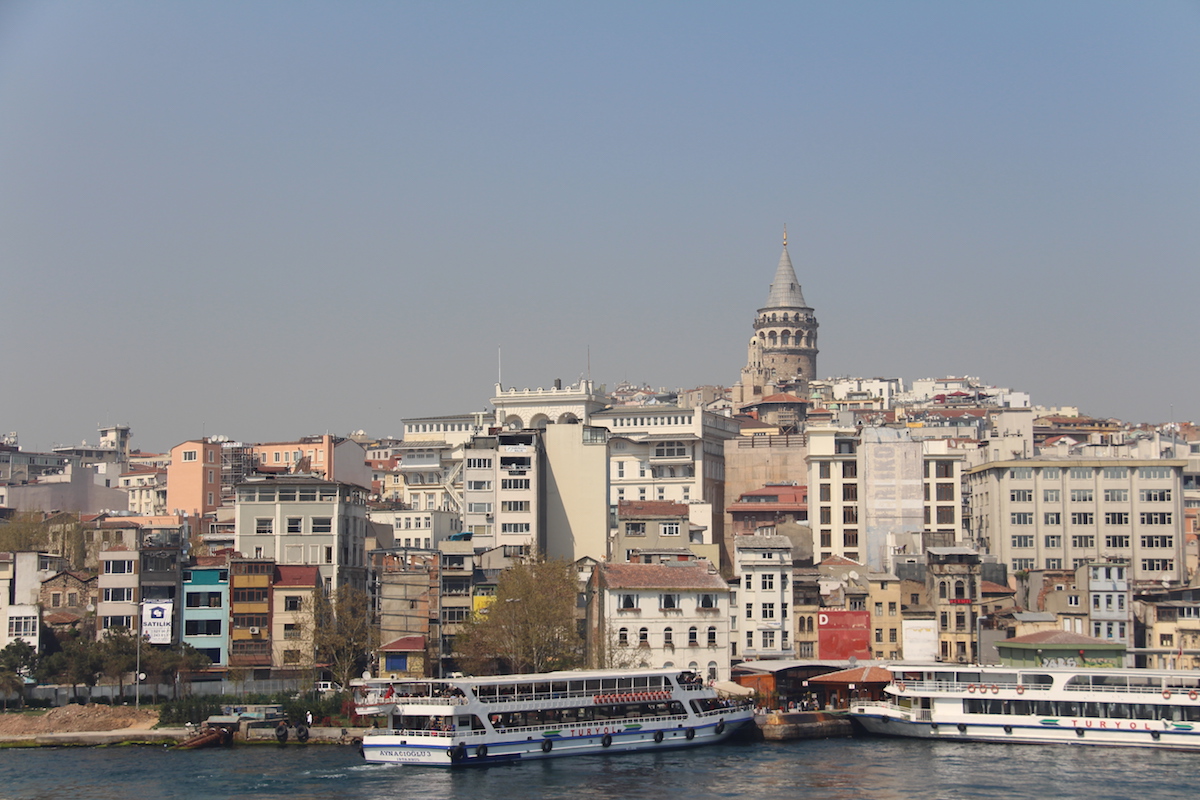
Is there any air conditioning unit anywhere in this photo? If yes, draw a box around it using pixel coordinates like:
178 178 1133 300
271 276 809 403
249 626 260 635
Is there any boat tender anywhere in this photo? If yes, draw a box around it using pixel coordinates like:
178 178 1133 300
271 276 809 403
850 664 1200 750
353 667 753 766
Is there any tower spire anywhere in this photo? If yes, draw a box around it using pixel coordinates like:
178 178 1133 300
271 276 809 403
783 224 787 248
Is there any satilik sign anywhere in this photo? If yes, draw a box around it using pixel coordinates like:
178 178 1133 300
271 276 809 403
142 601 173 644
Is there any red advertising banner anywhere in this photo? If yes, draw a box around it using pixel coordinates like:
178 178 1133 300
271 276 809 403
817 609 872 660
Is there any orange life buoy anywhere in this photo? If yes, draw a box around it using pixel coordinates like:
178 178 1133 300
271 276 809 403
991 685 1000 694
967 684 976 693
1163 689 1173 699
1016 685 1025 695
1189 690 1198 701
896 681 906 692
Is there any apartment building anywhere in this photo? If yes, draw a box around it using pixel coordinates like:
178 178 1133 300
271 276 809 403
233 476 368 594
735 534 794 661
965 458 1186 584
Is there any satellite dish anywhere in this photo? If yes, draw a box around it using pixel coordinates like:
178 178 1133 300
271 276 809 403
849 571 860 581
848 656 858 666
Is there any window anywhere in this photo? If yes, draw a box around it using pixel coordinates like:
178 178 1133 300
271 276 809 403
875 628 883 643
761 573 775 591
324 546 333 564
1011 512 1033 525
103 587 133 602
1141 559 1174 571
1071 513 1094 525
232 614 268 629
1070 489 1094 502
255 518 274 534
936 507 955 524
654 441 687 458
819 462 831 479
1140 512 1172 525
500 522 531 534
1041 467 1060 479
1101 467 1127 479
661 522 681 536
1044 534 1062 548
466 480 492 491
762 603 775 619
1010 489 1032 502
501 478 531 490
699 594 718 610
707 626 718 646
101 616 133 630
465 458 492 469
184 619 222 636
1138 467 1172 480
185 591 222 608
937 483 955 501
1011 535 1034 548
1105 534 1130 548
1010 467 1033 479
619 594 638 610
1045 558 1062 569
501 500 529 513
1069 467 1092 480
660 593 680 610
888 602 897 615
1013 559 1034 570
663 628 674 648
745 603 753 619
1104 489 1129 502
639 628 649 646
1140 535 1174 548
843 484 858 502
618 627 629 646
1044 513 1061 526
286 517 303 533
1140 489 1171 502
1071 535 1095 548
104 560 135 574
843 461 857 479
182 450 198 462
467 503 492 514
232 588 268 602
312 517 332 533
762 631 775 649
284 596 303 611
1067 595 1080 607
1044 489 1061 503
843 507 859 524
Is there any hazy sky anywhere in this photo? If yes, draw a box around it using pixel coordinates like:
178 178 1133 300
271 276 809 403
2 2 1197 454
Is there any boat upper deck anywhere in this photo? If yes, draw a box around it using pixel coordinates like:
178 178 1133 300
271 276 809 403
886 666 1200 697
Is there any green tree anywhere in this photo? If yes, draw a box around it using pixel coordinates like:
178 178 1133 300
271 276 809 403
314 585 378 691
60 636 103 700
0 512 51 553
99 628 138 700
0 640 38 677
454 558 583 675
0 670 25 710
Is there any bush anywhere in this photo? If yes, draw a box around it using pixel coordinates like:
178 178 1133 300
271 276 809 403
92 696 112 705
159 696 224 725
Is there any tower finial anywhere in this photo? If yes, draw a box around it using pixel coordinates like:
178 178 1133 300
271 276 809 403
783 224 787 248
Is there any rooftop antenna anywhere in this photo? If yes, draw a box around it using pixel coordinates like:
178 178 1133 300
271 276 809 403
497 345 502 388
783 223 787 248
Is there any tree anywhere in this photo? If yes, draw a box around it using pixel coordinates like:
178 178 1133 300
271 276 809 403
314 585 378 691
0 640 38 677
455 558 583 675
0 670 24 710
100 628 138 701
60 636 103 700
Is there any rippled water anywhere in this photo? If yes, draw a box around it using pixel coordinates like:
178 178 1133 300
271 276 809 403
4 736 1196 800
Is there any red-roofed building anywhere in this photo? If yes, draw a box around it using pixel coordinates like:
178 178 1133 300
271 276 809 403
376 635 427 679
272 565 321 674
586 560 732 680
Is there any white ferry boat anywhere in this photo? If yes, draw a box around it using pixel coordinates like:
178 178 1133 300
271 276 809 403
850 664 1200 749
353 668 754 766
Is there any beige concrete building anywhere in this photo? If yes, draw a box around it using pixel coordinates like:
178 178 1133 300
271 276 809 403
966 458 1186 584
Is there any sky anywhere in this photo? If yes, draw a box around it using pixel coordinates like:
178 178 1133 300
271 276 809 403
2 1 1197 454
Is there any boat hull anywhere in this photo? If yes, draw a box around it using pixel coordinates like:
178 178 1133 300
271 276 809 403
361 714 751 766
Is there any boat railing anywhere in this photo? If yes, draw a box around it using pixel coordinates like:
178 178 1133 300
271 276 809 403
854 700 929 721
375 727 485 739
489 713 690 738
358 692 470 707
893 680 1049 694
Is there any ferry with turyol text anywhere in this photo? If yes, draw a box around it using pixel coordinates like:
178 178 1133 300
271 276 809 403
851 664 1200 749
353 668 753 766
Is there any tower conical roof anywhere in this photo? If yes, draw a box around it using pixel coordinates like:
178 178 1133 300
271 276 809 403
763 246 808 308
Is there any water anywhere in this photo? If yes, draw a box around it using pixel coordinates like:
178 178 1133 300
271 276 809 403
3 737 1196 800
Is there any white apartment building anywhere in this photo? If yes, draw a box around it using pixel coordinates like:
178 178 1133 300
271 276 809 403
965 459 1187 584
589 561 732 681
233 476 369 593
807 427 966 570
734 534 794 660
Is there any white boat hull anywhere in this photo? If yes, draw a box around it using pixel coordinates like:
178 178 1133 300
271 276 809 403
362 714 751 766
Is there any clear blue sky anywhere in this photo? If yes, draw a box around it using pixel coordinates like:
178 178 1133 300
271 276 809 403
2 1 1197 453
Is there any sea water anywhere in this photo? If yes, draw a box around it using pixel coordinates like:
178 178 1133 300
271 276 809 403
4 736 1194 800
